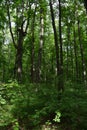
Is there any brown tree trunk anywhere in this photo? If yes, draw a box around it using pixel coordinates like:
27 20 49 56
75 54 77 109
49 0 60 77
14 32 24 82
66 24 70 79
30 6 37 82
36 7 44 82
70 35 74 81
6 0 30 82
58 0 64 92
73 26 79 81
78 19 87 83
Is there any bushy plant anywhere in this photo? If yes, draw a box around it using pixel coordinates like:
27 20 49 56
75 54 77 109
7 83 60 129
58 84 87 130
0 80 87 130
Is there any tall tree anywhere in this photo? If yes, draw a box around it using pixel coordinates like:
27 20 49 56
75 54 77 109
78 19 87 83
49 0 60 79
58 0 64 91
30 4 37 82
36 1 45 82
6 0 31 81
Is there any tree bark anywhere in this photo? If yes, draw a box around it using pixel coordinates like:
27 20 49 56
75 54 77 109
73 26 79 81
49 0 60 77
78 19 86 83
58 0 64 91
30 6 37 82
36 6 44 82
14 31 24 81
66 24 70 79
6 0 30 82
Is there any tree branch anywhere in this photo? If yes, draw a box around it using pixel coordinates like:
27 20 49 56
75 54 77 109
6 0 17 49
25 2 31 33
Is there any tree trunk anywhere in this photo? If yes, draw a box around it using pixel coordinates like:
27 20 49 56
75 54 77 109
14 32 24 82
66 24 70 79
49 0 60 78
70 35 74 81
58 0 64 91
36 7 44 82
73 26 79 81
30 6 36 82
78 19 87 83
6 0 30 82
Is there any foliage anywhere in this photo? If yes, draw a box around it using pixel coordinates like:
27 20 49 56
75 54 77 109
0 0 87 130
53 111 61 123
58 83 87 130
0 81 87 130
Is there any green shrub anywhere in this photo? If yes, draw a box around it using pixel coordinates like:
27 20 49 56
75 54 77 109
59 87 87 130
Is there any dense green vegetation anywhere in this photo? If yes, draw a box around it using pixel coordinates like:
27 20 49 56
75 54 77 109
0 0 87 130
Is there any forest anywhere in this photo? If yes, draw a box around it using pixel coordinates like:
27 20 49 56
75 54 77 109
0 0 87 130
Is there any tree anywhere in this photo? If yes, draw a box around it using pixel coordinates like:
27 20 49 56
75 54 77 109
0 0 87 129
6 0 31 81
36 1 45 82
30 4 37 82
58 0 64 91
49 0 60 87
